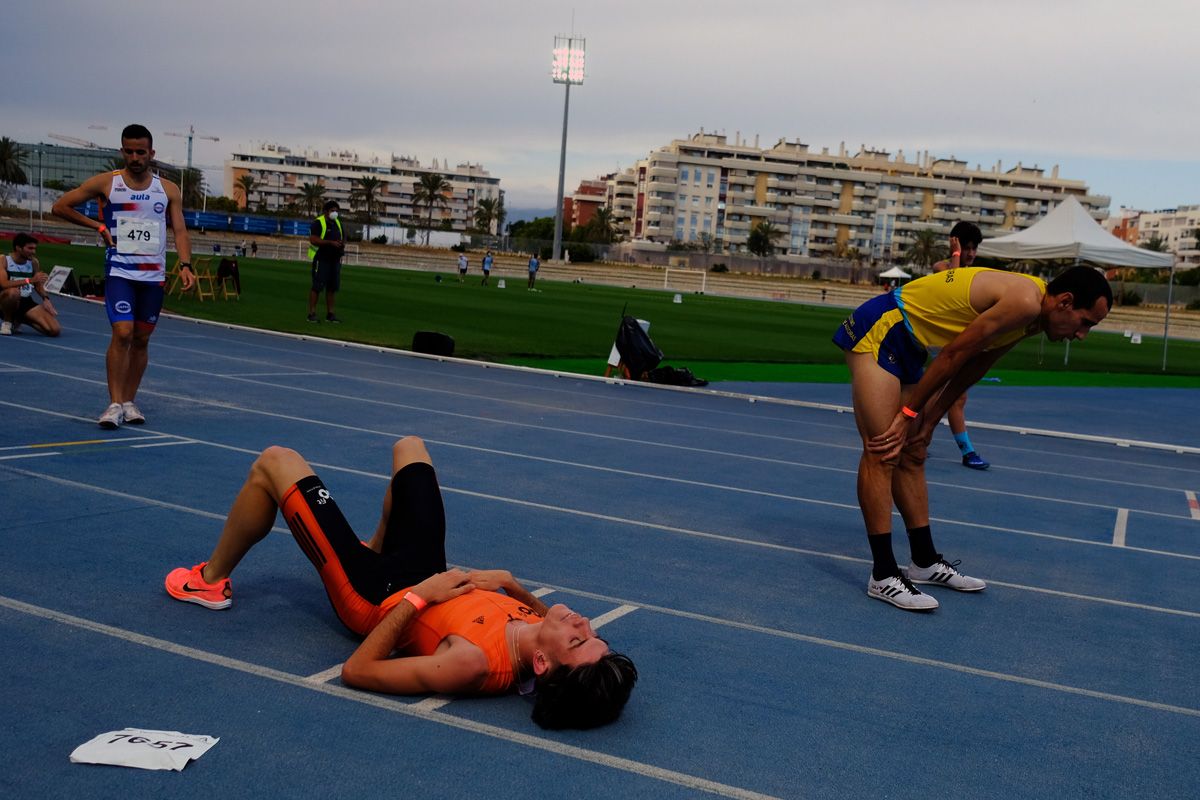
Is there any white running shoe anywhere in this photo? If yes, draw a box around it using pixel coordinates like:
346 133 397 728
98 402 124 429
867 573 939 611
0 321 11 335
121 401 146 425
906 558 987 592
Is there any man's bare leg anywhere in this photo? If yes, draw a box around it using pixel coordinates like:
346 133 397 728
21 305 61 337
366 437 434 552
123 326 152 401
847 352 901 534
106 322 135 403
201 447 316 582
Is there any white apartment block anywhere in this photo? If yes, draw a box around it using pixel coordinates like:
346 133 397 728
1130 206 1200 267
610 131 1110 262
224 144 502 231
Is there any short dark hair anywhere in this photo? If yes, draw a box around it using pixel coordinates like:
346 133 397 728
322 200 340 212
13 233 37 249
950 221 983 247
1047 265 1113 310
121 124 153 147
531 651 638 730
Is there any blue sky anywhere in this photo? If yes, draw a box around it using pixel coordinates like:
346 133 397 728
5 1 1197 212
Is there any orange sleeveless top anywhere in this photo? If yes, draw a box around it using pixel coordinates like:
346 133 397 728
380 589 542 694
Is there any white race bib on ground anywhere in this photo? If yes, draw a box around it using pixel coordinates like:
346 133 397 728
70 728 218 771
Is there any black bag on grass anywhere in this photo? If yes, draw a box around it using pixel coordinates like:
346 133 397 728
646 366 709 387
614 316 663 379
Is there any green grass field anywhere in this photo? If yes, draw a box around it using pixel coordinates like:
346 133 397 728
33 241 1200 388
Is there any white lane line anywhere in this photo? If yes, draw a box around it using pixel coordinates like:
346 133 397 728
220 371 328 378
1187 491 1200 521
532 587 555 598
8 385 1196 534
591 605 638 630
131 440 198 449
1113 509 1129 547
0 434 169 452
21 316 1200 457
304 663 344 684
8 456 1200 617
409 695 455 712
530 582 1200 720
0 596 779 800
6 365 1200 518
0 452 61 461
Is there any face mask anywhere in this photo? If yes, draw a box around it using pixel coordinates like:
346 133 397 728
329 211 339 220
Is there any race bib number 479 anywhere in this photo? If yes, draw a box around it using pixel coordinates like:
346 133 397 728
115 217 163 256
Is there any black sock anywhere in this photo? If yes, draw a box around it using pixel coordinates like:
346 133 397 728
907 525 939 568
868 533 899 581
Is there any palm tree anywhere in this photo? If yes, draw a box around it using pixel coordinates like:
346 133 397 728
746 220 784 257
235 174 258 209
412 173 452 245
494 194 507 241
0 137 28 185
905 228 946 272
167 167 205 208
474 197 498 234
843 245 864 284
1139 235 1169 252
351 176 383 238
592 206 618 243
300 182 326 217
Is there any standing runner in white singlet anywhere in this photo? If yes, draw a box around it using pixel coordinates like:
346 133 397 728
53 124 195 429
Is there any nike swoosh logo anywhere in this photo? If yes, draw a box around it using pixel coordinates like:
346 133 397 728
182 583 210 593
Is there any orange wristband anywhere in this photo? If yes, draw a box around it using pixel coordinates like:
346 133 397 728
901 406 919 419
97 224 107 233
403 591 427 612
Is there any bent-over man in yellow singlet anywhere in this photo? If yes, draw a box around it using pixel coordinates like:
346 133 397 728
832 263 1112 611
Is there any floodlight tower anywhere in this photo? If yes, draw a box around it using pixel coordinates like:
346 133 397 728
550 35 585 262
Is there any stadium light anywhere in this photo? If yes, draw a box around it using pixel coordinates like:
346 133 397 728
551 35 585 262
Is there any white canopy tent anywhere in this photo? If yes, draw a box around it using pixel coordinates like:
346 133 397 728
977 195 1178 369
977 195 1173 268
878 265 912 279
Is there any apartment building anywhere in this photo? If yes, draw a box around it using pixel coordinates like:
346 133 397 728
1127 206 1200 267
224 144 502 231
609 131 1110 263
562 178 608 229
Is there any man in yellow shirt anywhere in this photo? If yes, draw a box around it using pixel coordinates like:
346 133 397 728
833 262 1112 611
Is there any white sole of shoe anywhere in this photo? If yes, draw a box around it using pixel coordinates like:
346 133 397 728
909 579 986 592
171 593 231 610
867 589 939 611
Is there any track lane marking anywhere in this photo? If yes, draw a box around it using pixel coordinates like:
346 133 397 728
5 463 1200 621
19 310 1200 456
3 391 1196 528
1113 508 1129 547
0 596 778 800
0 452 61 461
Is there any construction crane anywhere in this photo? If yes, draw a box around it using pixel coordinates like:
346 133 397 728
48 133 102 149
164 126 220 208
165 125 219 172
